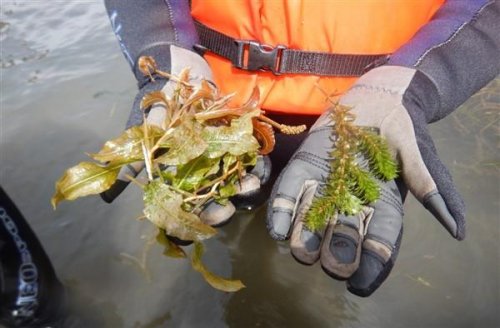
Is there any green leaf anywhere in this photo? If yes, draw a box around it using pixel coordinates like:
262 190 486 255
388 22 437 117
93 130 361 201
90 125 164 163
143 181 216 241
201 109 260 158
335 188 363 215
173 156 221 192
156 119 208 166
305 195 337 232
349 164 380 204
160 169 177 185
191 242 245 292
218 182 237 199
240 152 258 167
209 154 248 204
52 161 123 208
358 130 398 181
222 154 237 173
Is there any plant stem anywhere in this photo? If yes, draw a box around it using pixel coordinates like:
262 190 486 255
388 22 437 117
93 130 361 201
194 161 241 194
258 115 306 135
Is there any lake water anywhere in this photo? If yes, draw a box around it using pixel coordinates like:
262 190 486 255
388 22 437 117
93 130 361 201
1 2 499 327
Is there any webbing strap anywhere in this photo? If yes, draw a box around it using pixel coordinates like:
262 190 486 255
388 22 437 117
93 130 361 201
194 20 389 77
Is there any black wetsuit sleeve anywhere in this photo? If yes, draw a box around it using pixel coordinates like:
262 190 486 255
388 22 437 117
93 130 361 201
389 0 500 123
104 0 198 86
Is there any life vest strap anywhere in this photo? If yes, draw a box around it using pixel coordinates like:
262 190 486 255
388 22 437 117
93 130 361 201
194 20 390 77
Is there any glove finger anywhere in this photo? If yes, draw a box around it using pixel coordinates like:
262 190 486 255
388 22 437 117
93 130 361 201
198 199 236 227
267 165 327 240
289 179 322 264
320 208 371 280
248 155 272 186
170 199 237 245
231 155 271 210
127 80 168 128
266 172 299 240
230 172 266 211
100 161 144 203
167 189 238 245
384 108 462 239
347 179 404 297
413 119 465 240
234 173 261 197
267 128 332 240
197 149 255 226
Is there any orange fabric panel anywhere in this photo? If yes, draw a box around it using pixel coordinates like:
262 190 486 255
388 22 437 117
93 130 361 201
191 0 444 115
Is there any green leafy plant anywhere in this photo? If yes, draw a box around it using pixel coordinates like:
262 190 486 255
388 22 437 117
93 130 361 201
52 57 305 292
305 96 398 232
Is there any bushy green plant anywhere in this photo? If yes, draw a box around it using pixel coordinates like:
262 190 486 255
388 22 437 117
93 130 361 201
305 99 398 232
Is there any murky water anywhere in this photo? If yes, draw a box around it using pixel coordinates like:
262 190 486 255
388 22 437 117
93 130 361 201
1 2 499 327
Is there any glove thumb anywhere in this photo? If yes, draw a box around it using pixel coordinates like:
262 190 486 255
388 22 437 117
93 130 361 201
100 161 144 203
411 112 466 240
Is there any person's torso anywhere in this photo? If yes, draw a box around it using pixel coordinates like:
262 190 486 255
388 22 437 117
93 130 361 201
191 0 444 115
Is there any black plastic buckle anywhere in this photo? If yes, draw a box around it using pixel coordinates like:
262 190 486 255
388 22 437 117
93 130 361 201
233 40 286 75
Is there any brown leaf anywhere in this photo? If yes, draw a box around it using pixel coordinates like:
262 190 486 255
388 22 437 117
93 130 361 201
241 87 260 111
252 120 275 155
141 91 168 110
51 161 123 208
181 87 215 111
138 56 157 79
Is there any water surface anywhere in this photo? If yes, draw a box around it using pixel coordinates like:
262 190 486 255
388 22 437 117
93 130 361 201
1 2 499 327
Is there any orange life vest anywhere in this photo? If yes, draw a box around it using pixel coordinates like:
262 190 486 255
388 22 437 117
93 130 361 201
191 0 444 115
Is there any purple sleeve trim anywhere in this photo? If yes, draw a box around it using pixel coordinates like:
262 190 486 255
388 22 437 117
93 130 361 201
389 0 491 67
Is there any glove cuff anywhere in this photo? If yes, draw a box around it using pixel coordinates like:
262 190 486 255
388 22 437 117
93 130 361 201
162 44 214 90
355 66 443 124
134 44 214 88
311 65 419 131
351 65 417 97
127 45 214 128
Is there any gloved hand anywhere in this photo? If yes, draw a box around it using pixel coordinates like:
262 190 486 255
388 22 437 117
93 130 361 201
100 46 271 231
267 65 465 297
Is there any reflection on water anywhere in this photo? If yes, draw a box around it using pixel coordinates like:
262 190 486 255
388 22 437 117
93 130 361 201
1 2 499 327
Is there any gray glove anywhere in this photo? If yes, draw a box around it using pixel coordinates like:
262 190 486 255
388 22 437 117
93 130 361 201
101 46 271 228
267 66 465 296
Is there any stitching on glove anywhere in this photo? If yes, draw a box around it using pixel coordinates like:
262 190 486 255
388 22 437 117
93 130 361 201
292 152 330 172
351 84 402 97
309 126 335 133
361 247 389 264
378 188 404 214
276 193 297 203
272 207 294 215
365 234 395 252
422 189 440 206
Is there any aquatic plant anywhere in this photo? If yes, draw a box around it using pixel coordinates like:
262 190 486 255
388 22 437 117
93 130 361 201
305 96 398 232
51 56 305 292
